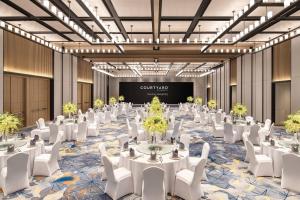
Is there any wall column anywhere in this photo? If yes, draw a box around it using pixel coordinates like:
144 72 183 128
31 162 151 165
54 51 62 116
291 36 300 112
0 29 3 113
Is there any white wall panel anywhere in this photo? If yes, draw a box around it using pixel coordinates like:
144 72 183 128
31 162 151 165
263 48 272 120
253 52 263 121
237 56 242 103
54 51 62 116
72 56 77 104
0 29 3 113
242 54 252 115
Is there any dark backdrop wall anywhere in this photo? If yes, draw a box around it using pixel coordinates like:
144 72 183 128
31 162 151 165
119 82 193 104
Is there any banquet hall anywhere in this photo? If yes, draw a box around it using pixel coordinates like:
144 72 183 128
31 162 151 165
0 0 300 199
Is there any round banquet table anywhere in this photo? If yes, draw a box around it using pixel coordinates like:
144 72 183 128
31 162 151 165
261 140 300 177
0 138 44 177
119 144 189 195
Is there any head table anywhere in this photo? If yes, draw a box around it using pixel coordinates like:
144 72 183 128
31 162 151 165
119 143 189 195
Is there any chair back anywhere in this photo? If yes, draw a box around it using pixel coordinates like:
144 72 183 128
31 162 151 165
172 121 181 138
282 153 300 192
248 124 260 144
104 111 112 122
131 123 139 138
7 153 29 182
78 109 82 115
49 123 59 144
215 113 222 124
87 112 95 123
118 134 129 149
142 166 165 200
245 140 256 164
102 155 116 182
38 118 46 129
99 143 107 156
191 158 207 186
50 142 61 163
78 122 87 138
180 134 190 150
264 119 271 130
201 142 210 160
56 131 65 143
224 123 233 139
126 118 131 129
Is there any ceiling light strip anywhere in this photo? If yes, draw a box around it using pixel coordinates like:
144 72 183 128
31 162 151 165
36 0 95 44
92 66 115 77
0 20 62 52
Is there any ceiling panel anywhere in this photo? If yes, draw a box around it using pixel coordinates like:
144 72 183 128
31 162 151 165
265 21 300 32
159 34 185 40
7 21 50 32
122 21 152 32
194 21 227 32
85 0 111 17
61 0 89 17
231 21 255 32
247 33 281 42
126 34 153 41
249 6 282 17
0 1 25 16
65 34 85 42
161 21 191 32
204 0 249 16
11 0 50 16
162 0 202 17
44 21 71 32
34 33 68 42
111 0 151 17
84 21 103 32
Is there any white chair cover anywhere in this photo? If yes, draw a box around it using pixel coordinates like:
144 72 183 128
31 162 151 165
281 154 300 193
142 167 165 200
224 123 238 144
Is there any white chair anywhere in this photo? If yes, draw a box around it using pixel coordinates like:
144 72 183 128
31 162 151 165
180 134 191 150
281 154 300 193
117 134 129 150
74 122 88 142
245 140 273 177
188 142 210 181
56 115 65 122
142 167 165 200
258 121 273 142
224 123 238 144
49 123 64 144
247 124 260 145
194 113 201 123
211 122 224 138
126 118 133 136
44 131 64 153
87 121 98 137
102 155 133 200
87 112 95 123
131 123 145 141
199 112 207 125
0 153 29 196
242 134 261 162
215 112 222 124
78 109 82 115
37 118 48 130
99 143 120 180
33 142 60 177
166 121 181 140
174 158 207 200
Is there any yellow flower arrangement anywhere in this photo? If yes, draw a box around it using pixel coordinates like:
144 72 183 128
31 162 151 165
151 96 160 104
63 102 77 115
94 99 104 109
143 115 168 134
149 96 163 115
187 96 194 103
109 97 117 105
208 99 217 109
232 103 248 117
284 113 300 134
0 113 22 138
118 95 125 102
194 97 203 105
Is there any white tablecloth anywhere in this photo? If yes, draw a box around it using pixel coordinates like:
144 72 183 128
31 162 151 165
261 141 300 177
30 128 50 140
0 139 44 176
119 145 188 195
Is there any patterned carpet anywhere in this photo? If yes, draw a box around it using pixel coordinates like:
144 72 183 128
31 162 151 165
1 109 300 200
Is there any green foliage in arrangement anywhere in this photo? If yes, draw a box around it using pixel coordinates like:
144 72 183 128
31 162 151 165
284 113 300 134
187 96 194 103
109 97 117 105
63 102 77 115
231 103 248 117
94 99 104 109
143 115 168 134
194 97 203 105
118 95 125 102
207 99 217 109
0 113 22 135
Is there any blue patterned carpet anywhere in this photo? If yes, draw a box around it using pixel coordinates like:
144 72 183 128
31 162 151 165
1 110 300 200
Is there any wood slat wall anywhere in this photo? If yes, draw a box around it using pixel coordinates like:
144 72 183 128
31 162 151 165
4 74 50 127
78 58 93 83
77 82 92 112
273 40 291 82
3 31 53 78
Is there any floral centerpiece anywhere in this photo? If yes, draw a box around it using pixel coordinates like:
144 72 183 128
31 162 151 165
208 99 217 110
284 112 300 152
94 98 104 110
187 96 194 103
118 95 125 102
149 96 163 115
231 103 247 118
194 97 203 105
143 115 168 135
109 97 117 105
0 113 22 142
63 102 77 118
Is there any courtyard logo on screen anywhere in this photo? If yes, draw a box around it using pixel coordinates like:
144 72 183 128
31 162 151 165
139 85 168 91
